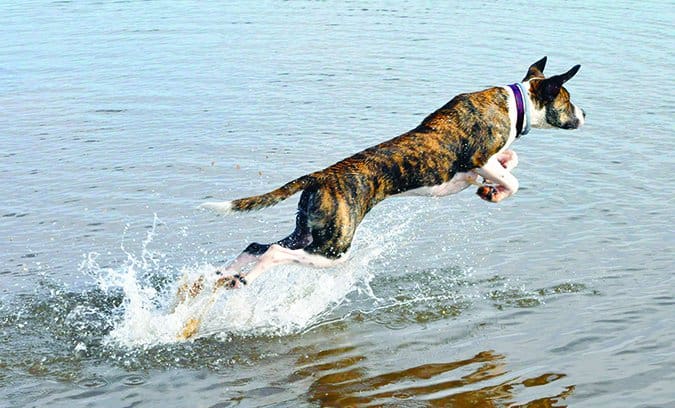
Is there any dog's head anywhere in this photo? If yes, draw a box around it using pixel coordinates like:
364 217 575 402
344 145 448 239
523 57 585 130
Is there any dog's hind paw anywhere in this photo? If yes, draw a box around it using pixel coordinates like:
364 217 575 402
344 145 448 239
175 275 205 305
214 274 247 290
179 318 200 340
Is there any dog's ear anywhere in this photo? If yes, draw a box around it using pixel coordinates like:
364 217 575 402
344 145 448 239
537 65 581 102
557 64 581 84
523 56 547 81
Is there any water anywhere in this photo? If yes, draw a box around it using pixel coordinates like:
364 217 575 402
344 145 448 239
1 1 673 406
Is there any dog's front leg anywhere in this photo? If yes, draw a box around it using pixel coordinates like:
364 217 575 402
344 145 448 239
475 157 519 203
494 149 519 171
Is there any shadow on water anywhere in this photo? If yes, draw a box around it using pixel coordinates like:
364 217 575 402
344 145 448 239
293 347 574 407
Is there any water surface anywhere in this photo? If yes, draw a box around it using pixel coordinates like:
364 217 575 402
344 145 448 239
1 1 673 407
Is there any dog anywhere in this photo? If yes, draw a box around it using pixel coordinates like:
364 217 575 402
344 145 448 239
197 56 584 291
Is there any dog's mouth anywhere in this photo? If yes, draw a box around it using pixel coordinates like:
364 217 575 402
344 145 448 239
561 118 583 129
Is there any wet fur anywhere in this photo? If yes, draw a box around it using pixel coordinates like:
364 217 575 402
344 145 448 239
202 57 584 283
228 88 512 259
175 58 585 339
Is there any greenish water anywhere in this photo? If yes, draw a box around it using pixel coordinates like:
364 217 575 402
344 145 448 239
1 1 673 406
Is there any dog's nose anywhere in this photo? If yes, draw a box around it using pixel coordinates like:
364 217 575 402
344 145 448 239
582 108 586 118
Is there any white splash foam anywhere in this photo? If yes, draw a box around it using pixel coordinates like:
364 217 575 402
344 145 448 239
100 253 376 348
91 216 393 348
85 201 435 348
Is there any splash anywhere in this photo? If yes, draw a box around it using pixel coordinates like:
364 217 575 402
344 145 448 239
82 198 486 348
84 214 394 348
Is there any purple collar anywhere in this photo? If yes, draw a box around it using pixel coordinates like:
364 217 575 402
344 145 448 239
508 83 527 137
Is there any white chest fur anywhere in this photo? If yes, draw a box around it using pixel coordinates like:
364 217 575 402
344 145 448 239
499 84 520 154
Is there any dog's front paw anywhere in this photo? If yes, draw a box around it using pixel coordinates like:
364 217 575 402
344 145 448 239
477 185 497 202
497 150 519 170
214 274 247 290
477 185 513 203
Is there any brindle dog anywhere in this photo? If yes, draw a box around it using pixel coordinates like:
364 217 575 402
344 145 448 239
200 57 585 289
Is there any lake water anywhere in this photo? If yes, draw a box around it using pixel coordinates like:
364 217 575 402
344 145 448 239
1 1 673 407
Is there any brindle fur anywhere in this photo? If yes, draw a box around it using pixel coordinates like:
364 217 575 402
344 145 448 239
205 56 584 276
176 58 585 338
229 87 512 259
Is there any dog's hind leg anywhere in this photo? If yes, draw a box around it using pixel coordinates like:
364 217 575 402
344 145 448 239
219 242 270 275
214 231 312 289
214 237 307 289
240 245 347 286
214 239 321 289
215 187 359 288
215 192 315 288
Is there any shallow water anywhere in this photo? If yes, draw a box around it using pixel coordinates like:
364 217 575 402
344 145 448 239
1 1 674 407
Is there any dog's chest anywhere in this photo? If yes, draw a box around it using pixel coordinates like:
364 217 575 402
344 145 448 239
497 85 519 154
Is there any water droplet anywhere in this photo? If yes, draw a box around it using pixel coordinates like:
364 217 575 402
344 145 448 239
122 375 145 386
76 375 108 388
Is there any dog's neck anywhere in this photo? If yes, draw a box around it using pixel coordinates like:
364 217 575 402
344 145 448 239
507 82 531 138
520 79 557 130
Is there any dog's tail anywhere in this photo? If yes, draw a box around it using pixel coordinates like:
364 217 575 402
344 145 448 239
200 175 313 214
